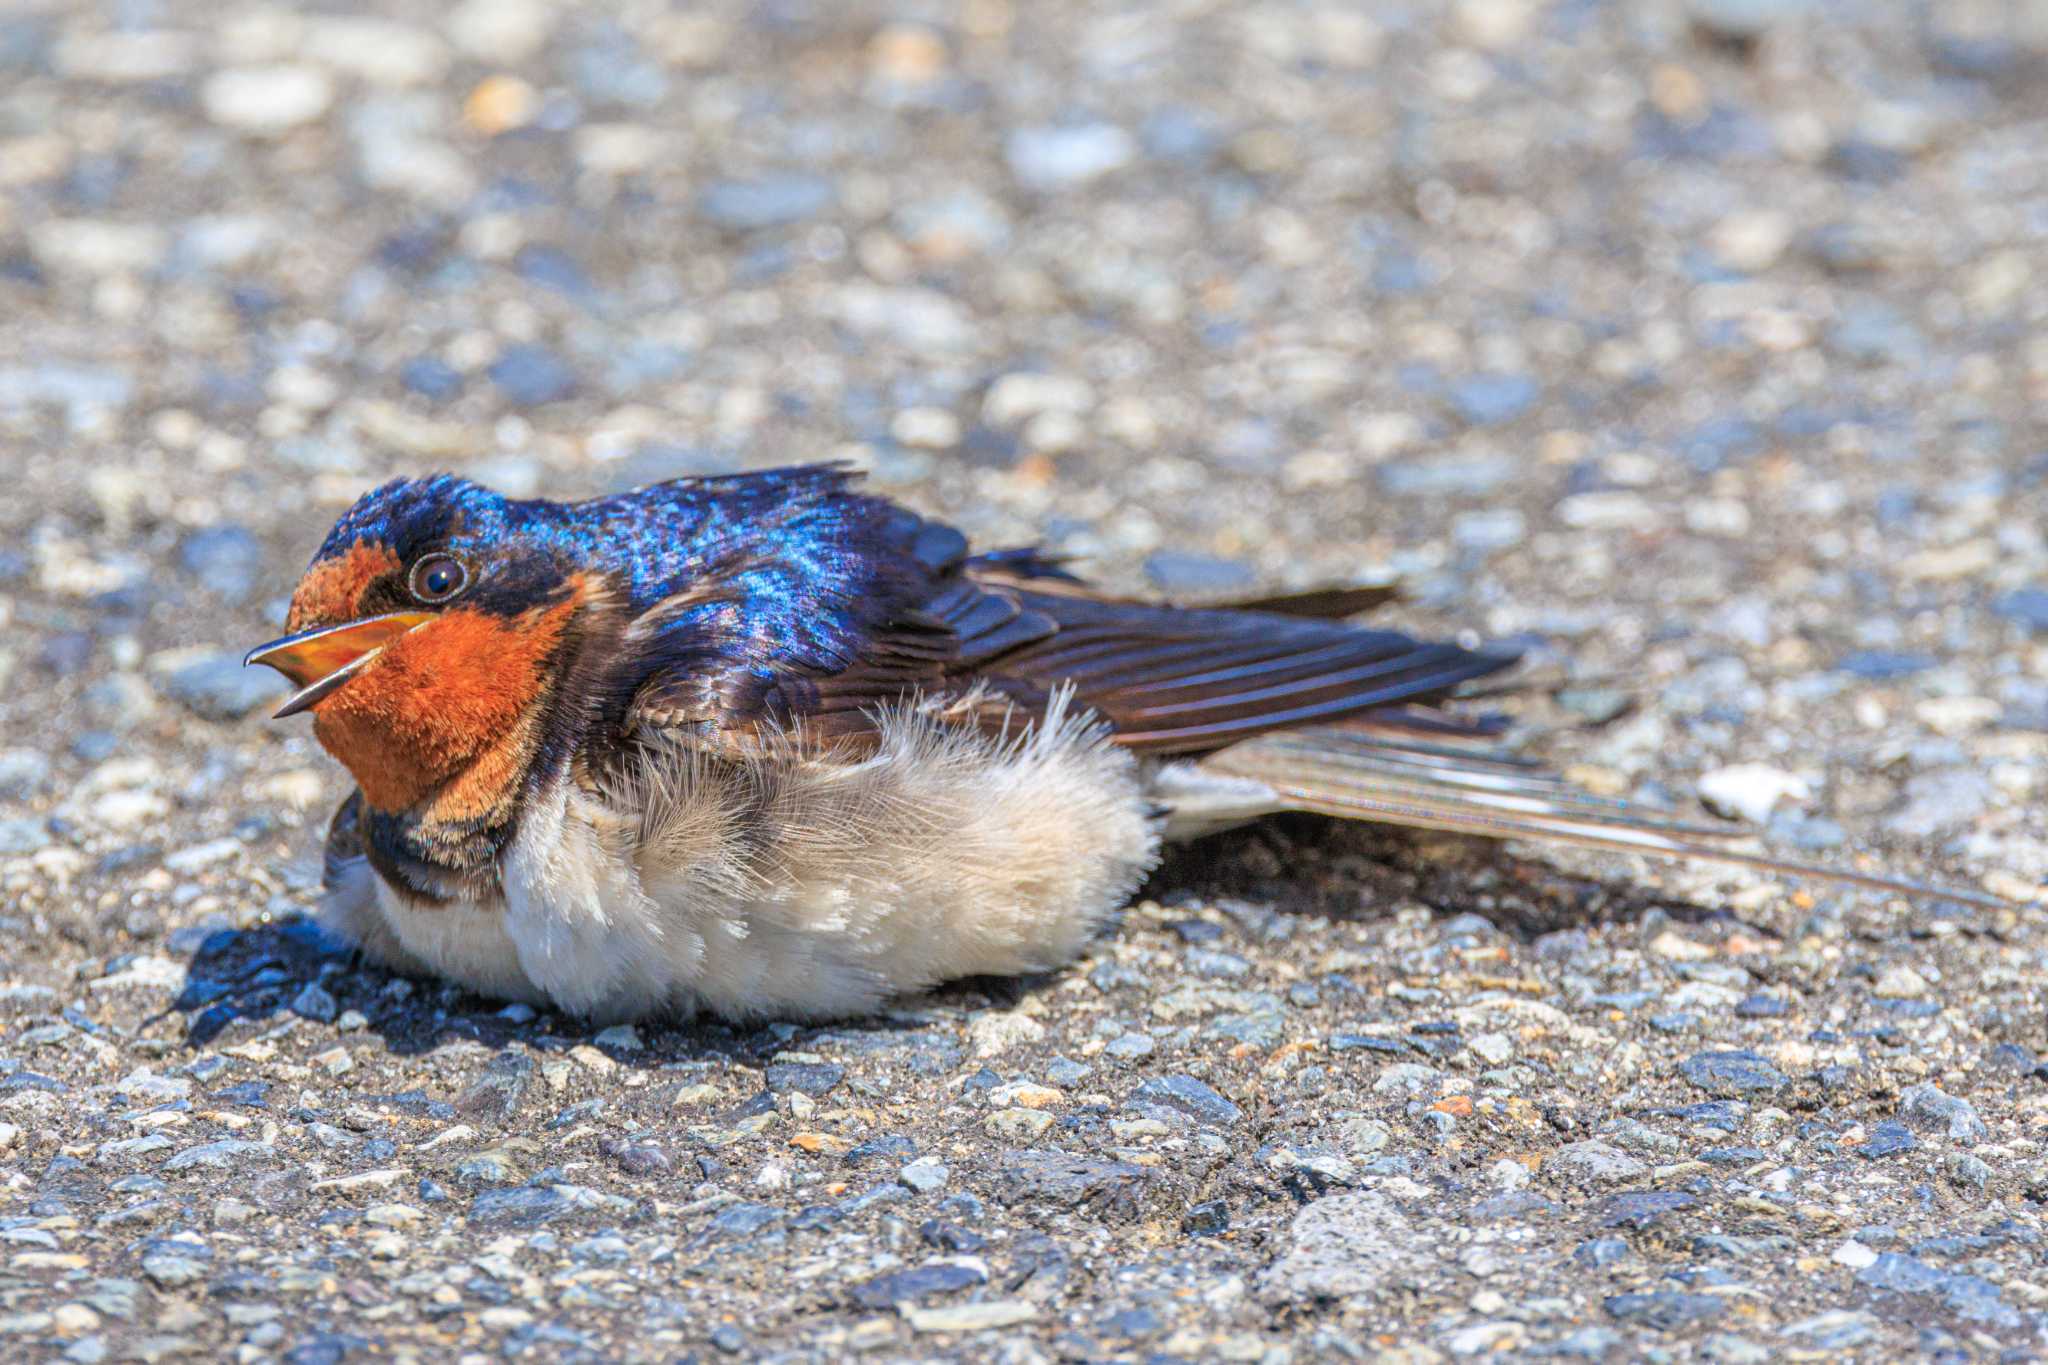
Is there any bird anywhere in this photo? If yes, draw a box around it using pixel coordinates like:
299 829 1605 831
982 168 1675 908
246 464 1999 1022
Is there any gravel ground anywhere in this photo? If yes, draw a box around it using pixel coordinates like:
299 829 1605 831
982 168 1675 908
4 0 2048 1360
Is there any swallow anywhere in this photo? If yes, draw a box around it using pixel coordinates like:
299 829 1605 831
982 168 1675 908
246 464 1998 1022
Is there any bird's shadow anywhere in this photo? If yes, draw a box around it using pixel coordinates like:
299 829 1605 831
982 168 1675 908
165 918 947 1069
162 820 1743 1062
1143 814 1756 940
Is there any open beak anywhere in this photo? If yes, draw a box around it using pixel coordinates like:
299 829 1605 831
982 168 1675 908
244 611 436 719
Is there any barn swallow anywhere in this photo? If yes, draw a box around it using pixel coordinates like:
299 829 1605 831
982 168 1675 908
246 465 1999 1022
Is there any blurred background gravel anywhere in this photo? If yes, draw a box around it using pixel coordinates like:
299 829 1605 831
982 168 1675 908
4 0 2048 1360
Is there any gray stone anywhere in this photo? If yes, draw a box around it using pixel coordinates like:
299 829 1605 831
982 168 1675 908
1006 123 1137 191
457 1052 534 1121
1550 1328 1625 1357
290 983 338 1023
1857 1120 1918 1159
845 1134 917 1165
83 675 153 730
1543 1141 1650 1186
1104 1033 1155 1061
1605 1292 1727 1331
697 176 833 231
1993 589 2048 632
1129 1073 1242 1126
1780 1311 1878 1349
179 525 264 602
1678 1050 1787 1097
1829 301 1925 366
0 818 52 855
0 748 53 799
1942 1272 2019 1327
848 1260 984 1309
159 655 288 721
1205 1009 1284 1049
1044 1056 1091 1087
991 1151 1150 1219
1260 1192 1433 1303
696 1201 785 1242
1376 453 1514 497
1596 1191 1697 1229
139 1246 208 1289
163 1139 273 1171
1453 507 1527 553
1884 770 1991 837
763 1062 844 1096
470 1183 628 1229
487 345 577 406
1187 949 1245 982
895 190 1011 256
0 364 134 422
1856 1252 1944 1294
1449 373 1539 426
1898 1084 1989 1143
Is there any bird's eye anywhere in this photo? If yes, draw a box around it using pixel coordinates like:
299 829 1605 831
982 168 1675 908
408 554 468 603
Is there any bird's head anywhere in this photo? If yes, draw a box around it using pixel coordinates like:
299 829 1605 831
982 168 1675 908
247 475 594 817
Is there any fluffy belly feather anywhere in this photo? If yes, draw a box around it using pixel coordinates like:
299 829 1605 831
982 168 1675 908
323 697 1161 1022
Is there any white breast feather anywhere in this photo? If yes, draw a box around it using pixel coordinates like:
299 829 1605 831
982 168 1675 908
329 691 1161 1022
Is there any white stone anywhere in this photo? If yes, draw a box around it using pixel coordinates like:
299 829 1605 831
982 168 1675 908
1453 0 1540 50
177 215 277 270
1698 763 1811 824
1710 209 1795 273
1374 1063 1441 1095
575 124 668 175
1915 696 2001 737
968 1009 1045 1057
830 284 973 355
1006 123 1136 191
307 18 450 86
448 0 555 63
1685 497 1753 538
87 790 168 829
1557 491 1661 532
163 838 241 874
1542 1140 1650 1186
354 120 476 206
202 64 335 136
1023 409 1084 454
28 220 168 275
54 31 199 82
1465 1031 1514 1066
1873 964 1931 1000
89 956 183 992
904 1300 1037 1333
983 372 1094 427
890 407 961 449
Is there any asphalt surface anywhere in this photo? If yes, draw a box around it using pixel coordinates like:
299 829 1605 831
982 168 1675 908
3 1 2048 1361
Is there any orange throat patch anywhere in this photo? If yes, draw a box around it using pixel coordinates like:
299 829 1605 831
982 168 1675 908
311 591 581 821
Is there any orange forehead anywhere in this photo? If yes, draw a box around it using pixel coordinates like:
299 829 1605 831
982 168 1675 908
288 543 401 631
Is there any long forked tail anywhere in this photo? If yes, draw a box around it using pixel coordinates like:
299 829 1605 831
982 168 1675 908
1179 721 2012 910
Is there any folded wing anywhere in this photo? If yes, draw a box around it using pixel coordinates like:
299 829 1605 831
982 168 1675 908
605 469 2002 906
